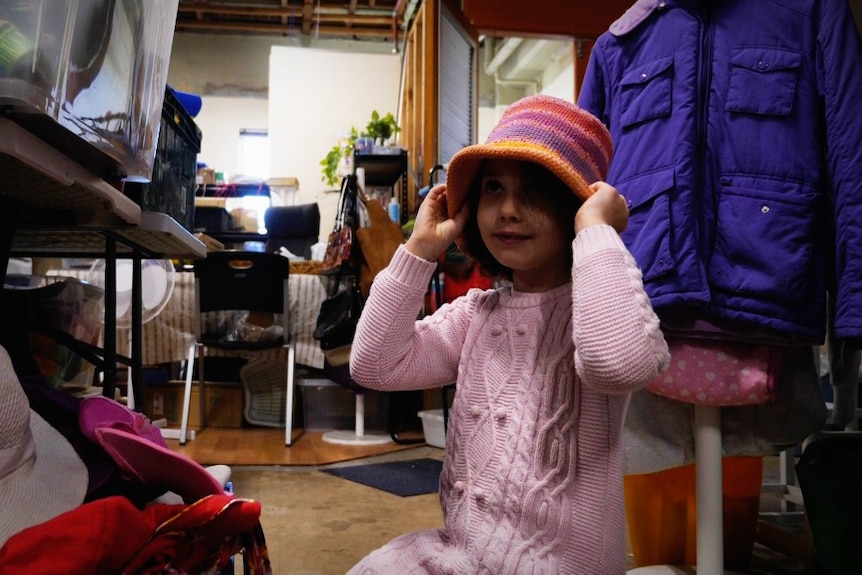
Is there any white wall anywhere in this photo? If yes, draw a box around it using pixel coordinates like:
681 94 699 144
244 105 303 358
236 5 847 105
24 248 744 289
169 33 572 242
541 49 575 102
268 46 401 239
194 97 269 179
477 57 575 143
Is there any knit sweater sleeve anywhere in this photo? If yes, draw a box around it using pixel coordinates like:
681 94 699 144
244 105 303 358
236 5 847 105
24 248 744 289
349 245 475 391
572 224 670 394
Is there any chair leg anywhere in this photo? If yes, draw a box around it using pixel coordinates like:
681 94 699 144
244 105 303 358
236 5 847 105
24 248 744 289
355 393 365 437
198 346 207 429
285 344 296 446
179 343 196 445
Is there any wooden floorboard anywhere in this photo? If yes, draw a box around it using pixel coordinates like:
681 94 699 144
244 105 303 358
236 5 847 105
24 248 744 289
166 427 426 466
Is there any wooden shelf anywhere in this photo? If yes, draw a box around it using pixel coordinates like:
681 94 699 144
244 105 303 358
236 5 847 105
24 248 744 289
115 212 206 259
0 118 140 227
9 213 206 259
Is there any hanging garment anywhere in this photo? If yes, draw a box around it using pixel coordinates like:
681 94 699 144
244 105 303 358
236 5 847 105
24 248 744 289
625 348 827 474
646 339 780 406
577 0 862 345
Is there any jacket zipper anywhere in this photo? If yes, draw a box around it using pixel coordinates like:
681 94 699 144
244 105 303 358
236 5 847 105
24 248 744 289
696 2 714 291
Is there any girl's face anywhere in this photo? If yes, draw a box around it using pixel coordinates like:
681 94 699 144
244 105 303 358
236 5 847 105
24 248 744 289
476 159 573 292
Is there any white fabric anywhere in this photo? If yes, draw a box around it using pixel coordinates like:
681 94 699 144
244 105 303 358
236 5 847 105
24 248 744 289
0 342 88 546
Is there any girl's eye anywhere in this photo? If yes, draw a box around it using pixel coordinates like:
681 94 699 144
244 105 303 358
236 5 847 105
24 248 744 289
482 178 504 195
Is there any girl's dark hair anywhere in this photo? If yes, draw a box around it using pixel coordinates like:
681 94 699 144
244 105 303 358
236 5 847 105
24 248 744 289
462 160 581 279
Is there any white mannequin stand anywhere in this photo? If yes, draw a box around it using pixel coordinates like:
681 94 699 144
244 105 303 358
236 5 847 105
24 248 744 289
628 405 746 575
322 394 391 445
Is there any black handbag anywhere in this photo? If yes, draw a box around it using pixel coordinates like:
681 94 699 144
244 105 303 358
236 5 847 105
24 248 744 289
313 283 364 366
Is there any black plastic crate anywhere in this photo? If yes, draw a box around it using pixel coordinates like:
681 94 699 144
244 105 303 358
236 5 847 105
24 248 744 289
124 87 202 232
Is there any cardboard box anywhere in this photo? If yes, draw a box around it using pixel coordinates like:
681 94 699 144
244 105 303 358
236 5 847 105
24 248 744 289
197 167 216 187
144 380 243 428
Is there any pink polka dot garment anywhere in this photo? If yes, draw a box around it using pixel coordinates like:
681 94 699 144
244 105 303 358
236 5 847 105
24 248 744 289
647 339 778 406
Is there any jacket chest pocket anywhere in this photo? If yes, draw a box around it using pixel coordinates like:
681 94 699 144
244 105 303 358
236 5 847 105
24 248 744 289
725 48 802 116
618 56 674 129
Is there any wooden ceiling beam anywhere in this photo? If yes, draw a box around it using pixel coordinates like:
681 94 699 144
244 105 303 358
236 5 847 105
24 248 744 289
302 0 314 35
174 19 396 38
177 4 303 17
461 0 631 39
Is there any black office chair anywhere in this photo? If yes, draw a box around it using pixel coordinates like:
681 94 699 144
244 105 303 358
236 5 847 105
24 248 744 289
264 203 320 259
179 251 298 446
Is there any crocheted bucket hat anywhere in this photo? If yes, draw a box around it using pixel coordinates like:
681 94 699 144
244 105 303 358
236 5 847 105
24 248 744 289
446 94 613 221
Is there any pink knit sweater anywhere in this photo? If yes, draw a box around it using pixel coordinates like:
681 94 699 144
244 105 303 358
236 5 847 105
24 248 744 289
348 225 669 575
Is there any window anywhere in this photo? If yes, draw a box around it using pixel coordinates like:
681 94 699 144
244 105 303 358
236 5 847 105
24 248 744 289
438 4 477 165
237 129 270 179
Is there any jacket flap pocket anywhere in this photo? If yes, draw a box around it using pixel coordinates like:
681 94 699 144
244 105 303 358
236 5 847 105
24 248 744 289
621 167 675 211
729 48 802 73
618 167 675 281
620 56 674 86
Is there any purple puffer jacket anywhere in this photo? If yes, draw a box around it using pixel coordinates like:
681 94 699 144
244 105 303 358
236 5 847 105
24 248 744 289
578 0 862 344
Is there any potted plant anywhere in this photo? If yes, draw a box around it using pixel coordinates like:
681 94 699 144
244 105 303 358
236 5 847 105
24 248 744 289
364 110 400 144
320 127 359 188
320 111 400 187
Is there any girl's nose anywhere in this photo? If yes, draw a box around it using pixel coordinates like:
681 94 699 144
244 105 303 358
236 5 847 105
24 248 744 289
498 189 523 219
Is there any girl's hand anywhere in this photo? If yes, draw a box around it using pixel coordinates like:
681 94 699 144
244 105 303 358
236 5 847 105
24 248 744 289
405 184 468 262
575 181 629 234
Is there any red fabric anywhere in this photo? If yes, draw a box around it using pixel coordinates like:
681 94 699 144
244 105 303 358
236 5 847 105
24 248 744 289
0 496 180 574
126 495 262 574
442 266 494 304
0 495 263 575
431 266 495 312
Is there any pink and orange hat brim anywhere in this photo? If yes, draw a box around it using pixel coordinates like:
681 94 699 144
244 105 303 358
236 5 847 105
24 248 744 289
445 95 613 221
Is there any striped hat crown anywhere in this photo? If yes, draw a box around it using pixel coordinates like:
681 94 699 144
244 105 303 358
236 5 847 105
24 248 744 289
446 94 613 219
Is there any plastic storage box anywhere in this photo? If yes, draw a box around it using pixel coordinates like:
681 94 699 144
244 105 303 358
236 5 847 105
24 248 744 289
1 275 104 389
299 378 388 432
124 87 202 232
418 409 446 448
0 0 179 180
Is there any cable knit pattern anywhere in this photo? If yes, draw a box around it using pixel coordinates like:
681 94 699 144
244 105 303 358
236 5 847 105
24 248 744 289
349 225 669 575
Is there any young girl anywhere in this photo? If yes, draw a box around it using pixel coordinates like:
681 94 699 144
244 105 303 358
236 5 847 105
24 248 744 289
348 95 669 574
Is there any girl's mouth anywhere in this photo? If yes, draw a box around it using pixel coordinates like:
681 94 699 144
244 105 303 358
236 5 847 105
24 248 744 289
494 231 530 244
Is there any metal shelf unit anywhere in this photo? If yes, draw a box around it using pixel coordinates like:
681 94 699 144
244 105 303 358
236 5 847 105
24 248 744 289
0 117 206 406
353 149 409 224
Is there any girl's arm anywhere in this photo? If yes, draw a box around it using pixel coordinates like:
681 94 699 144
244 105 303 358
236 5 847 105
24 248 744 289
571 185 669 394
349 245 474 392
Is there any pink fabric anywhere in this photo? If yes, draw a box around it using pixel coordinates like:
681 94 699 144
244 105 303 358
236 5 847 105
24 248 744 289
348 225 670 575
647 339 779 406
79 396 224 504
79 396 167 447
94 427 224 504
